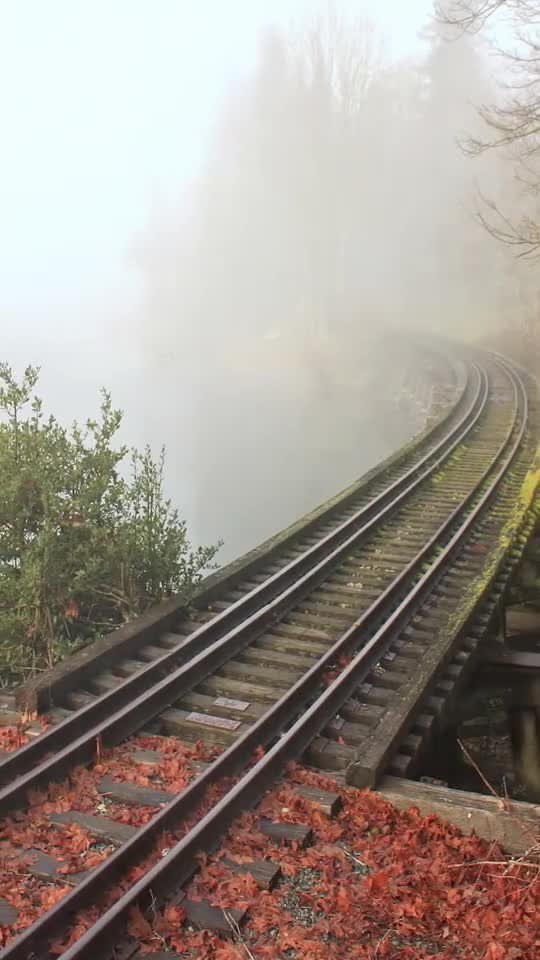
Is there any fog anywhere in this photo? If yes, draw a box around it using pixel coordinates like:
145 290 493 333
1 1 534 563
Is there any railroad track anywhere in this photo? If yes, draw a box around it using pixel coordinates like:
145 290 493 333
0 351 537 959
0 352 469 790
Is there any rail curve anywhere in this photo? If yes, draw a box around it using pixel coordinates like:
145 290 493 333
0 350 537 960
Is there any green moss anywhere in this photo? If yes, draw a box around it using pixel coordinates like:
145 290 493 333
434 445 540 644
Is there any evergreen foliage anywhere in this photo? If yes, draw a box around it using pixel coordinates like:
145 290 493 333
0 363 219 684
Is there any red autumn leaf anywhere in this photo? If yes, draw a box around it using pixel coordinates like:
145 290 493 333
336 885 352 911
127 906 153 941
364 869 391 895
56 823 92 854
481 907 500 932
162 903 186 926
279 926 311 950
322 670 338 686
50 922 92 955
213 944 244 960
81 851 108 871
485 943 506 960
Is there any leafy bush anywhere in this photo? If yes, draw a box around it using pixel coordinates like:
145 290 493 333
0 364 220 685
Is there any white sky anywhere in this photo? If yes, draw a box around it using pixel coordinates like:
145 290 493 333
0 0 433 335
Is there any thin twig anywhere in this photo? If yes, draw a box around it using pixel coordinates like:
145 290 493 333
457 738 540 864
343 849 369 868
448 856 540 870
457 738 510 807
148 891 167 949
224 910 256 960
374 927 393 956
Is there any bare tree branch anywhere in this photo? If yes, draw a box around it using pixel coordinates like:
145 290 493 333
437 0 540 266
475 187 540 254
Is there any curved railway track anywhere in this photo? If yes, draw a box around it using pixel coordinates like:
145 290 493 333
0 351 537 960
0 356 473 796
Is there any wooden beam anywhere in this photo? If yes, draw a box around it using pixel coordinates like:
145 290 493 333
481 647 540 672
506 604 540 638
378 776 539 855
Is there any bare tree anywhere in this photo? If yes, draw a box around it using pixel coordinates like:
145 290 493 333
287 11 383 344
438 0 540 259
137 4 528 361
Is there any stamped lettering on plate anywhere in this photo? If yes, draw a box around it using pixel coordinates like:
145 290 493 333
185 711 241 731
214 697 250 711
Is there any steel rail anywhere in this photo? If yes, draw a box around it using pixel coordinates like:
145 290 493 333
0 367 487 813
0 358 525 960
0 364 475 788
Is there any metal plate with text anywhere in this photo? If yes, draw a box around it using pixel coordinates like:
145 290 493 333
214 697 251 711
185 711 241 731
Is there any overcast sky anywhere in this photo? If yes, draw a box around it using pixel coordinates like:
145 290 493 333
0 0 434 339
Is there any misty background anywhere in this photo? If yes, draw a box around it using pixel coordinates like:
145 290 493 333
1 1 534 563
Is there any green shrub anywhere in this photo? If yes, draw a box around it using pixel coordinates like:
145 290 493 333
0 363 220 685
